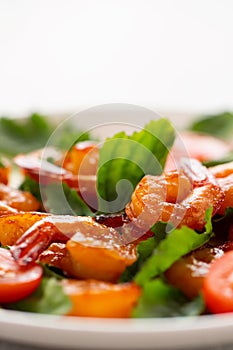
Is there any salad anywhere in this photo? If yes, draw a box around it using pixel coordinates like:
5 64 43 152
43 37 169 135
0 112 232 318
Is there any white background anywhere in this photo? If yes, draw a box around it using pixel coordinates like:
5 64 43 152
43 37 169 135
0 0 233 117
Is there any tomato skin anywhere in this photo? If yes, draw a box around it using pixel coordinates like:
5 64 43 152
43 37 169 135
0 248 43 303
202 251 233 314
165 131 231 171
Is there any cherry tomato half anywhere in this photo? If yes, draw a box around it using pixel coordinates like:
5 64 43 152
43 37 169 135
0 247 43 303
165 131 231 171
202 250 233 314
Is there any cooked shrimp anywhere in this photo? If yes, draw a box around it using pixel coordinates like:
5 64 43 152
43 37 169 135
0 202 18 217
165 241 233 299
208 161 233 215
217 174 233 215
0 183 40 212
210 161 233 178
11 215 137 282
126 158 224 231
0 212 46 246
63 279 140 318
0 158 11 185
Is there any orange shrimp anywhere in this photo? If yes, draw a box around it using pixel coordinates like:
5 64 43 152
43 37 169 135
210 161 233 179
165 242 233 299
0 157 11 185
0 183 40 212
63 279 140 318
0 202 18 217
209 161 233 215
11 215 137 282
0 212 47 246
217 174 233 215
125 158 224 231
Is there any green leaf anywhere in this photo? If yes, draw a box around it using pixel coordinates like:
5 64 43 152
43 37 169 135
190 111 233 140
0 114 91 157
119 222 169 282
0 114 53 156
97 119 175 213
0 157 5 168
203 151 233 167
5 278 72 315
42 182 93 216
132 279 205 318
135 211 213 286
19 176 42 202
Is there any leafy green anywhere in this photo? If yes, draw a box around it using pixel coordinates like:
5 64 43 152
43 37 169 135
97 118 175 213
190 111 233 140
132 279 205 318
42 182 93 216
20 176 93 216
134 208 213 286
0 113 91 157
120 222 170 282
5 278 71 315
0 157 5 168
0 114 53 156
19 176 42 202
203 151 233 167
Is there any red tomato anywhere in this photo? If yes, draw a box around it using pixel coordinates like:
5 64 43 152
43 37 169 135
0 248 43 303
202 250 233 314
165 131 231 171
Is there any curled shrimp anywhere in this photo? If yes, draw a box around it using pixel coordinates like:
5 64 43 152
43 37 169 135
125 158 224 231
0 183 40 212
11 215 137 282
209 161 233 215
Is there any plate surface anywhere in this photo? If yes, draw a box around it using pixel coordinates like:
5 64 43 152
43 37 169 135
1 309 233 349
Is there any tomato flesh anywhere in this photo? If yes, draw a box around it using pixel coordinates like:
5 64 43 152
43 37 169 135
0 248 43 303
202 250 233 314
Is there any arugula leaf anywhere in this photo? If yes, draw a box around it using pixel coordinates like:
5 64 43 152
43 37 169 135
190 111 233 140
5 278 71 315
97 119 175 212
42 182 93 216
132 279 205 318
135 208 213 286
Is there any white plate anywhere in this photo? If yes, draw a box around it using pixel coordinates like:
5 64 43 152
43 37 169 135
1 309 233 349
0 106 232 349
